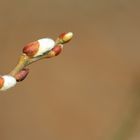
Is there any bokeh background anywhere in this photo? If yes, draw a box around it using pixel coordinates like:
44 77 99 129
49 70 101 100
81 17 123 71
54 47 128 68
0 0 140 140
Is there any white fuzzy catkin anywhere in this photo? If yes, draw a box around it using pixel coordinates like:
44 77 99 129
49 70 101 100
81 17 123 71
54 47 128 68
0 75 17 91
34 38 55 57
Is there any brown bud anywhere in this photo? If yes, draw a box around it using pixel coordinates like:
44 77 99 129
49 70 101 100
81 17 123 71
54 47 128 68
52 44 63 56
15 68 29 82
0 77 4 89
45 44 63 58
56 32 73 44
23 41 39 57
45 51 56 58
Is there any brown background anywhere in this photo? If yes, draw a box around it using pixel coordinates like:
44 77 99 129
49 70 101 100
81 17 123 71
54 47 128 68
0 0 140 140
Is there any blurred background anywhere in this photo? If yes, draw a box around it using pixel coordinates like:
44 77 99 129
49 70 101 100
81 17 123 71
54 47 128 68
0 0 140 140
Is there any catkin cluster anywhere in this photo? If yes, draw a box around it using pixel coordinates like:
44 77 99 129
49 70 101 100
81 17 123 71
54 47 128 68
0 32 73 91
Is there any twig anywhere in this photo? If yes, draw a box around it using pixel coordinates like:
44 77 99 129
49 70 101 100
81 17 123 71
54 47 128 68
0 32 73 91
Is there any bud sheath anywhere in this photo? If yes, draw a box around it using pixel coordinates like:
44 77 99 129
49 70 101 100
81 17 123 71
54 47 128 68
0 77 4 89
15 68 29 82
46 44 63 58
52 44 63 56
23 38 55 57
23 41 39 57
57 32 73 44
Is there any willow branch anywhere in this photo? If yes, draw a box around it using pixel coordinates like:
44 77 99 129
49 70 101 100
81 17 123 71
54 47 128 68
0 32 73 91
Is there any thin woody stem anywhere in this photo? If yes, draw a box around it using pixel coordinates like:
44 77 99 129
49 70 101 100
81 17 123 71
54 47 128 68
9 51 54 77
10 54 29 76
9 34 71 78
0 32 73 91
28 51 55 64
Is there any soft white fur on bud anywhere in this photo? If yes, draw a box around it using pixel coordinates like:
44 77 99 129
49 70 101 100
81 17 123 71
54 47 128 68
34 38 55 57
0 75 17 91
